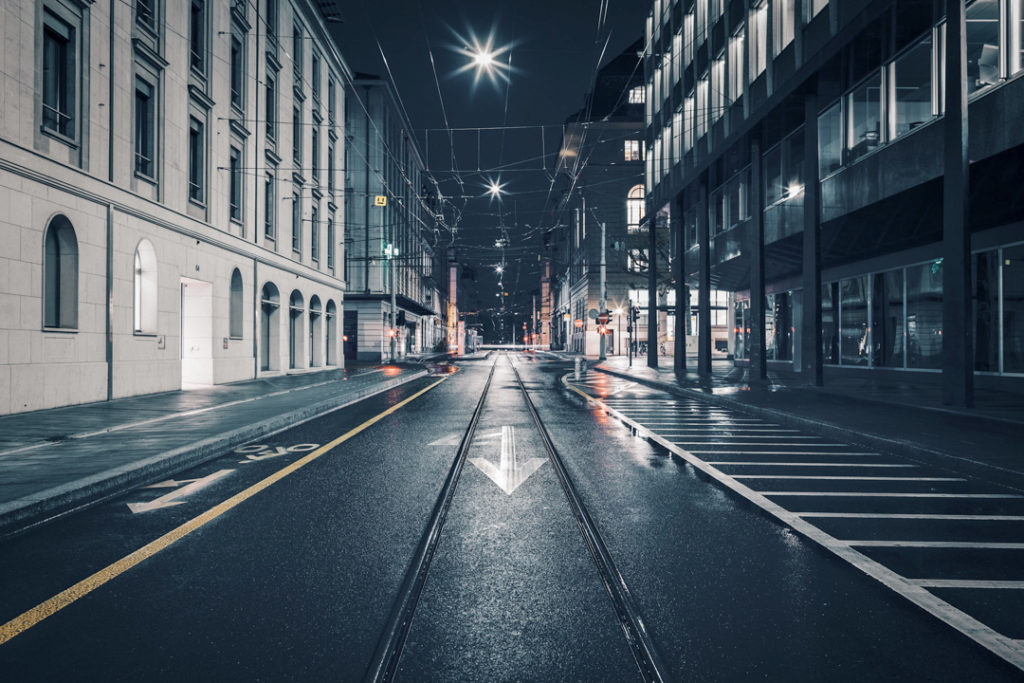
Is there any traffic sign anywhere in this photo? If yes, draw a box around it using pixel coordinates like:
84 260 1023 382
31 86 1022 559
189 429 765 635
588 308 599 319
374 195 387 206
596 312 610 325
574 319 584 328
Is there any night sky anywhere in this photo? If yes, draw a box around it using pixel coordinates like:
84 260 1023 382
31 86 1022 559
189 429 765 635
332 0 648 339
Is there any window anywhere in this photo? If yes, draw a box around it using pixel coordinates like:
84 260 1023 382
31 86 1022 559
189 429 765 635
975 249 1000 371
907 260 943 368
891 34 933 138
710 186 725 234
265 173 276 240
266 0 278 42
43 215 78 329
292 21 303 81
684 12 695 65
696 74 709 140
872 269 905 367
134 240 158 333
627 185 645 232
711 56 726 122
327 216 335 270
749 4 768 78
137 0 157 30
327 142 335 193
311 205 320 263
763 128 804 205
822 282 838 363
629 85 644 105
846 70 882 164
729 31 745 103
840 276 869 365
134 78 156 178
1016 0 1024 75
229 146 242 222
683 93 695 153
806 0 827 21
229 268 244 339
966 0 1000 95
627 248 649 273
817 100 842 177
42 12 75 138
725 169 749 229
672 110 682 163
696 0 707 43
293 105 302 169
672 32 683 83
189 0 206 75
230 33 244 110
328 78 336 121
188 116 205 203
292 193 301 254
625 139 642 161
265 71 277 142
311 52 320 101
311 125 319 183
1003 244 1024 372
773 0 795 55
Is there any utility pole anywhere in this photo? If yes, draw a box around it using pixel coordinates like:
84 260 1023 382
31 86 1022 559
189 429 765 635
375 194 396 363
599 221 607 361
532 294 537 350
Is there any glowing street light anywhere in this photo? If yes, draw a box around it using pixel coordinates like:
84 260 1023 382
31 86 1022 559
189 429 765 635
451 28 514 88
484 176 507 201
495 265 504 274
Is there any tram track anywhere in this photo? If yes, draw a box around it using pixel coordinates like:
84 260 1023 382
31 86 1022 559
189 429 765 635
364 353 672 683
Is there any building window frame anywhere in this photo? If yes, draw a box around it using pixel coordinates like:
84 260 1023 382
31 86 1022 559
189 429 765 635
265 171 277 243
134 75 157 180
40 7 79 142
188 114 206 205
229 145 243 224
43 214 79 331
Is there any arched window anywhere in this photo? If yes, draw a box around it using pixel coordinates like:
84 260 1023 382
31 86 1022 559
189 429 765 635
229 268 244 339
627 185 645 233
44 215 79 329
260 283 280 371
325 300 337 366
309 295 322 367
288 289 304 369
133 239 158 333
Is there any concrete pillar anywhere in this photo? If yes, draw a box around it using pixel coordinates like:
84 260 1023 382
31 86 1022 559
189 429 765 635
698 179 712 378
673 196 686 372
942 0 973 407
749 138 767 383
802 92 823 385
648 197 659 368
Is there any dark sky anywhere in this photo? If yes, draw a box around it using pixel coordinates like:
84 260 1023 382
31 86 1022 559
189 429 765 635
332 0 648 338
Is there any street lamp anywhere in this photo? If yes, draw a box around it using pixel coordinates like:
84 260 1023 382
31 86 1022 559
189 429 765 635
453 30 513 87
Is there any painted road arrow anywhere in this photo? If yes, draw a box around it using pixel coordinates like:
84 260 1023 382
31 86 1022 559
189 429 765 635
127 469 234 513
469 426 545 495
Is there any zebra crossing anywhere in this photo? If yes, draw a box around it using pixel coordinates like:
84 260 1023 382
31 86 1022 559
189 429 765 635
566 371 1024 671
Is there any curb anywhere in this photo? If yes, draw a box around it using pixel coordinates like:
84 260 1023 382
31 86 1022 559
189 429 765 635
593 365 1024 494
0 369 429 536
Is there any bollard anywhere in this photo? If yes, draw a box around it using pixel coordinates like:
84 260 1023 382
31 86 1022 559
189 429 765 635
574 356 587 380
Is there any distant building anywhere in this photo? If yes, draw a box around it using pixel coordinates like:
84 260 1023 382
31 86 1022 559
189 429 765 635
0 0 349 414
343 74 445 361
547 39 659 356
645 0 1024 399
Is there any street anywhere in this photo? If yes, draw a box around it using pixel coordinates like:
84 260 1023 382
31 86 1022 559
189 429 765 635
0 354 1018 681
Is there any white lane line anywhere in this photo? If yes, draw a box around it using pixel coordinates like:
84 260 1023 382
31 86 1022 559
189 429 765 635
691 450 882 456
910 580 1024 589
644 428 801 433
800 513 1024 520
563 373 1024 670
731 475 963 481
672 442 849 447
850 541 1024 549
761 492 1022 498
710 462 915 467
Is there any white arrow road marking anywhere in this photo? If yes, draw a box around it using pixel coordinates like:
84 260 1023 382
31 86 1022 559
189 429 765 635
428 430 503 447
237 443 320 463
127 469 234 513
469 426 546 495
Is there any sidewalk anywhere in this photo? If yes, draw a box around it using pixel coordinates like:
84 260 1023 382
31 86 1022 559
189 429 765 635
0 364 429 534
584 354 1024 491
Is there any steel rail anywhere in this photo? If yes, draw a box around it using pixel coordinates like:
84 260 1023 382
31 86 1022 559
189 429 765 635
363 358 498 683
508 355 674 683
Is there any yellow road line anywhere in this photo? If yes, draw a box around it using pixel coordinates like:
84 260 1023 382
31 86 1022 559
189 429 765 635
0 375 449 645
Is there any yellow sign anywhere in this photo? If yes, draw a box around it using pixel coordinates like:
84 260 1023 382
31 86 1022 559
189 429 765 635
374 195 387 207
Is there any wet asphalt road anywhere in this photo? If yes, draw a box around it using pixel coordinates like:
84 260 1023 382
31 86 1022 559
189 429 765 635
0 353 1020 681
